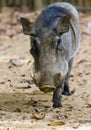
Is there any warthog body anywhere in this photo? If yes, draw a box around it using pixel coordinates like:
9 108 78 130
21 2 80 108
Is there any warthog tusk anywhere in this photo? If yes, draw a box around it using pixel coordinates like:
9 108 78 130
30 72 35 82
58 71 64 80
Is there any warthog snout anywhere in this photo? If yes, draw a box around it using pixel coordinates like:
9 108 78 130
33 71 64 93
39 85 56 93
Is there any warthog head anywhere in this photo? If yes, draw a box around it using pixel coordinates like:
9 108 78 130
21 6 71 93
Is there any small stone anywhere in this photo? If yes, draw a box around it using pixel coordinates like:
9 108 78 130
10 58 23 67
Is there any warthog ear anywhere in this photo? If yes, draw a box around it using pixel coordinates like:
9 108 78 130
20 17 35 36
56 16 70 35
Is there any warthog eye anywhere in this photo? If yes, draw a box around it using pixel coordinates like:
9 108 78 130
56 38 62 52
30 37 39 56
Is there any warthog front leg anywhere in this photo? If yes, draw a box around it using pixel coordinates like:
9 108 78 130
53 83 64 108
62 58 74 96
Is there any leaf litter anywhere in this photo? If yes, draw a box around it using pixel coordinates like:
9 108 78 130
0 8 91 130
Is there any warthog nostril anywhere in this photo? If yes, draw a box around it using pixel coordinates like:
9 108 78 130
57 71 64 80
39 85 56 93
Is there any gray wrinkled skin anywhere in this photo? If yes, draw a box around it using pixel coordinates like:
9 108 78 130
21 2 80 108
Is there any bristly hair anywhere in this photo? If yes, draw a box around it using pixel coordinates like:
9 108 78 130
36 6 70 28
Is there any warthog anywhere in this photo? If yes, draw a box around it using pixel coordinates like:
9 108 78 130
21 2 80 108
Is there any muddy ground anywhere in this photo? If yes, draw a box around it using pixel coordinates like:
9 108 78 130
0 8 91 130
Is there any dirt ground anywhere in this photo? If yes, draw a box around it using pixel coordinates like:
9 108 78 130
0 7 91 130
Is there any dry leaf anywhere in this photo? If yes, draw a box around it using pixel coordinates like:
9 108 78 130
0 29 5 34
81 31 90 36
32 112 45 120
51 128 56 130
48 121 66 126
13 108 21 112
78 72 83 77
65 105 73 111
70 74 74 78
71 122 80 129
0 81 5 84
71 88 76 95
77 59 87 64
86 103 91 108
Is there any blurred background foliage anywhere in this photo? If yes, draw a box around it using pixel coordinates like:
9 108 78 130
0 0 91 11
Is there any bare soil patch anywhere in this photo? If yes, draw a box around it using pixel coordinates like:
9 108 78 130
0 8 91 129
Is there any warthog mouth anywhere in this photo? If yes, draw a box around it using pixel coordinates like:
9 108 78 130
39 85 56 93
